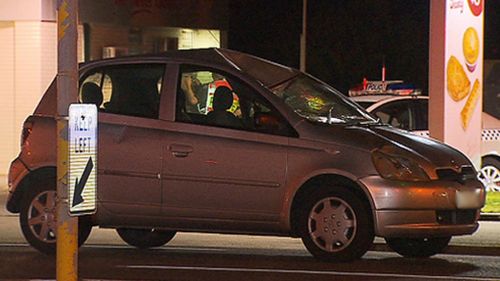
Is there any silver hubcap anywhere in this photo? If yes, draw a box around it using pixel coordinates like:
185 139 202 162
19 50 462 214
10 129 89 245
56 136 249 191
308 197 356 252
478 165 500 192
28 190 57 243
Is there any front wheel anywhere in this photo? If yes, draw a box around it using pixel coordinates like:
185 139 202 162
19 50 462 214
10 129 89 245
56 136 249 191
385 237 451 258
478 157 500 192
298 186 374 262
19 178 92 255
117 228 176 249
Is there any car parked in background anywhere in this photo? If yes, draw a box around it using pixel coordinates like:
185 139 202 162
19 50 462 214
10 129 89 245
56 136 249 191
350 92 500 192
6 49 485 261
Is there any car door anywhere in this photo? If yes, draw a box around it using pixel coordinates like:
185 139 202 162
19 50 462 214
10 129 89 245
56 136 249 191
79 63 166 218
161 65 296 224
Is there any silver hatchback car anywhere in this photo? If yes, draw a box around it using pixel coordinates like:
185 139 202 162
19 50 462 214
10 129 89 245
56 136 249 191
6 48 485 261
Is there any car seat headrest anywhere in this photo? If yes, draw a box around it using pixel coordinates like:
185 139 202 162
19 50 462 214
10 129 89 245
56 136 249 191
81 83 103 107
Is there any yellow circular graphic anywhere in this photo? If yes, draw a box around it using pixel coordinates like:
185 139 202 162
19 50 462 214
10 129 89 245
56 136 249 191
462 27 479 65
306 96 326 111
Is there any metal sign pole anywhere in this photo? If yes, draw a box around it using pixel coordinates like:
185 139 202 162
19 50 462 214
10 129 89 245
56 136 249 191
300 0 307 72
56 0 79 280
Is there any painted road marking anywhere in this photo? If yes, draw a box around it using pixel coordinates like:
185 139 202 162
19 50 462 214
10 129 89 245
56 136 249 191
118 264 500 281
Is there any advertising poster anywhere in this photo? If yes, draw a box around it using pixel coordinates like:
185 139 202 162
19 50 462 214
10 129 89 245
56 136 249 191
444 0 484 167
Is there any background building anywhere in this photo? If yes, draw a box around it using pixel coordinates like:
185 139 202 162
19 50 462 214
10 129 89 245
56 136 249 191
0 0 58 174
0 0 227 174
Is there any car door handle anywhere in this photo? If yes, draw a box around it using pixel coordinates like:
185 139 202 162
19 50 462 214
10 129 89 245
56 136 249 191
169 144 193 158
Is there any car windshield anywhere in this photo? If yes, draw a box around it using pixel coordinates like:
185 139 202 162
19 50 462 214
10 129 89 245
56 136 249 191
271 74 377 124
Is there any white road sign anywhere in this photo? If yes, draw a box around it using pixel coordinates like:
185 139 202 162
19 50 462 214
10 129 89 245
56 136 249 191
69 104 97 215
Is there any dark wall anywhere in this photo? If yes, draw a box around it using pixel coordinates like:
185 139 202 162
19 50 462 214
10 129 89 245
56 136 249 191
228 1 302 69
485 1 500 60
228 1 429 94
228 1 500 95
307 1 429 93
80 0 229 29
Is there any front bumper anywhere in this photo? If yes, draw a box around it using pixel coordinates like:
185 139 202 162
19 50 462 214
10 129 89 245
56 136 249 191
359 176 485 238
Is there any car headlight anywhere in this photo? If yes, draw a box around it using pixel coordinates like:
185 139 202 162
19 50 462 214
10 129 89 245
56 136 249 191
372 149 429 181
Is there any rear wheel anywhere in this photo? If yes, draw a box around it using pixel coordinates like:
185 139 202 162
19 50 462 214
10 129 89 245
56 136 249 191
385 236 451 258
19 178 92 255
298 186 374 262
116 228 176 249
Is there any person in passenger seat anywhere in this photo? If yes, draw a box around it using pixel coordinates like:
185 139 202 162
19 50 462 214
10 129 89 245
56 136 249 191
181 73 199 109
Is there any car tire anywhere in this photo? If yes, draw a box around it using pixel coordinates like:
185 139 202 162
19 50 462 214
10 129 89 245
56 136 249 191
385 237 451 258
116 228 176 249
19 178 93 255
478 157 500 192
298 186 374 262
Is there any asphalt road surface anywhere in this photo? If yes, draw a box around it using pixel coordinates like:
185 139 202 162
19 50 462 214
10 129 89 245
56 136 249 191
0 239 499 281
0 224 499 281
1 187 499 280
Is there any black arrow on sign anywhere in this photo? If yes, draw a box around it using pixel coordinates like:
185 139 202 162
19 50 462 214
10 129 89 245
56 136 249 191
72 157 94 207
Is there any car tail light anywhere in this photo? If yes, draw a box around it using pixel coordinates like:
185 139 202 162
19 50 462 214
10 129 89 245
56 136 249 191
21 118 33 148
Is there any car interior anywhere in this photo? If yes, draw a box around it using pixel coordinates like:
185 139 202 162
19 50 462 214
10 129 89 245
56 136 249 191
79 64 164 119
176 67 295 137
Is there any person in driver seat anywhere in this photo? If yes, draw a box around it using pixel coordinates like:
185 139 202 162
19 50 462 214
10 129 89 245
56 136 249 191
206 86 243 129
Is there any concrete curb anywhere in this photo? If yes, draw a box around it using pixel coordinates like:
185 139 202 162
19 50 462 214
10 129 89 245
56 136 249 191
480 213 500 221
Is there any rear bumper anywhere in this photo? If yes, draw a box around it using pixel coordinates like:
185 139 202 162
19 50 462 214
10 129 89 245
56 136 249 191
359 176 485 238
6 157 30 213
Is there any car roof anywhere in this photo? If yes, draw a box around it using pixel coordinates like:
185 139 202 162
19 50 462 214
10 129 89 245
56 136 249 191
80 48 300 88
350 94 428 103
350 95 429 112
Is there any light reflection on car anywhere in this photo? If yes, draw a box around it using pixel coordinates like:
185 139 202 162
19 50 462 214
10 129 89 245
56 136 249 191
350 93 500 192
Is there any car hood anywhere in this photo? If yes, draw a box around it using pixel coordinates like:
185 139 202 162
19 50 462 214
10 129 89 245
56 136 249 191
368 126 473 169
299 122 475 179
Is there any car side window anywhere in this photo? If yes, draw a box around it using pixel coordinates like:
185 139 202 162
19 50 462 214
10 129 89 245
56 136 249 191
414 99 429 131
372 100 412 130
79 64 165 119
176 66 297 137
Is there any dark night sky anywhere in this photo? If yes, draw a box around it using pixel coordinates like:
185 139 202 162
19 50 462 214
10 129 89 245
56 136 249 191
228 1 500 94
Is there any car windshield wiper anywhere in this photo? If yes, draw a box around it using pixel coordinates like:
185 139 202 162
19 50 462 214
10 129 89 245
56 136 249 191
304 115 345 124
355 118 384 127
327 106 335 124
334 113 373 124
